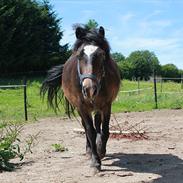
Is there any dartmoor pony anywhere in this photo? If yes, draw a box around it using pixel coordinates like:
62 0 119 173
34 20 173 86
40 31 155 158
41 26 120 172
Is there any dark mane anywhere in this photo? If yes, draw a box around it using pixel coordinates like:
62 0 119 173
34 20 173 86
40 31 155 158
73 26 110 58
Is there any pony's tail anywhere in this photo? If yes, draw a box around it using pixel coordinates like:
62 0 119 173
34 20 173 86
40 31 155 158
40 64 75 118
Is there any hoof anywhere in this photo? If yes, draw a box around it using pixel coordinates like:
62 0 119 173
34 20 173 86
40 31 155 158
99 152 106 160
97 148 106 160
86 147 92 159
86 152 92 160
90 160 101 170
91 165 101 175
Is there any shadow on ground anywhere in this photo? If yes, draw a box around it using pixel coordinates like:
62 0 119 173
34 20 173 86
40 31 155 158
103 153 183 183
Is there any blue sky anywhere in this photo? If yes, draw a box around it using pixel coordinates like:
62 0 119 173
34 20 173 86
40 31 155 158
49 0 183 69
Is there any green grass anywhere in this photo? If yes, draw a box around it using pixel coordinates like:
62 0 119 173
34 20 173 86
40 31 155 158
0 78 183 122
0 79 65 123
51 143 68 152
112 80 183 112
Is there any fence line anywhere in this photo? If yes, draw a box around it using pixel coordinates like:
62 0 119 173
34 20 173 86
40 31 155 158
0 85 26 88
157 91 183 94
120 87 152 93
158 77 182 80
1 76 183 121
120 76 183 109
0 79 28 121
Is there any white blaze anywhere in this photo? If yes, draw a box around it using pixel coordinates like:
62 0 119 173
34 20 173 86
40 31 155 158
83 45 98 88
84 45 98 58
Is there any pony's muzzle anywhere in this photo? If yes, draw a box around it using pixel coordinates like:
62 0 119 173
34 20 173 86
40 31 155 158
82 84 98 99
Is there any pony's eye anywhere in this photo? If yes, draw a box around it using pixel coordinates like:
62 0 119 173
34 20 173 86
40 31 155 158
77 51 84 60
90 53 97 60
80 50 84 57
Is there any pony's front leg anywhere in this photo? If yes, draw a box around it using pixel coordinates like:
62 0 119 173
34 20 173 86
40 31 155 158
81 119 92 159
100 104 111 159
94 112 103 159
80 112 101 171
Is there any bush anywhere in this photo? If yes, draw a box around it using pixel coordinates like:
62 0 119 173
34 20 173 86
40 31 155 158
0 122 37 171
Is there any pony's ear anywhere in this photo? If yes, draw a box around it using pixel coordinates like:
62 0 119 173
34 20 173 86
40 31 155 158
99 26 105 37
75 27 86 39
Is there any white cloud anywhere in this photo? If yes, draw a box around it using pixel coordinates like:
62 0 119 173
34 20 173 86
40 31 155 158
140 20 172 30
110 35 183 68
61 27 75 47
80 10 95 22
138 10 172 36
142 0 183 4
145 10 163 18
112 36 178 51
120 12 135 24
57 0 121 4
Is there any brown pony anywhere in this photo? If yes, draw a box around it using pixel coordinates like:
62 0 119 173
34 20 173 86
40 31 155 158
41 26 120 172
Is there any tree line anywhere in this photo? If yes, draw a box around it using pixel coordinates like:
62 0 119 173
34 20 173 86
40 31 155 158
0 0 182 80
0 0 71 75
112 51 183 80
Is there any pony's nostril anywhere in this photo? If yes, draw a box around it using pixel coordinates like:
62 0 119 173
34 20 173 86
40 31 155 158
93 86 97 96
83 87 88 97
82 85 98 99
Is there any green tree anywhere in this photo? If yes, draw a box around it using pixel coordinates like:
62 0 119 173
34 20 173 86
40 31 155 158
0 0 70 74
142 50 160 74
118 61 133 79
126 50 160 80
85 19 98 29
161 64 180 78
111 52 125 63
179 69 183 77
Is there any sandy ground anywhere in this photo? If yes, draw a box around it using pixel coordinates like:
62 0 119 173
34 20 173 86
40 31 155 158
1 109 183 183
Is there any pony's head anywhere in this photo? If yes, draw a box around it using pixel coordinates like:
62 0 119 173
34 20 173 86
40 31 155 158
74 26 110 101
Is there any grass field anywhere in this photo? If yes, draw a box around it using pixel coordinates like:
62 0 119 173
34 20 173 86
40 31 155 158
113 79 183 112
0 78 183 122
0 79 65 123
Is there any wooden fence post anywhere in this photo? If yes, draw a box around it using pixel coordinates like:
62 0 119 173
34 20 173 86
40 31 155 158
160 78 163 92
153 73 158 109
138 77 140 95
23 77 28 121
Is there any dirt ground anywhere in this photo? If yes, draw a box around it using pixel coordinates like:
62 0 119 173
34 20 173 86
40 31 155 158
1 109 183 183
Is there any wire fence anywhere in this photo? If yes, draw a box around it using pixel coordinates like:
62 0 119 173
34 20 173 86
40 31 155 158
117 76 183 110
0 75 183 121
120 87 152 93
0 78 28 121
